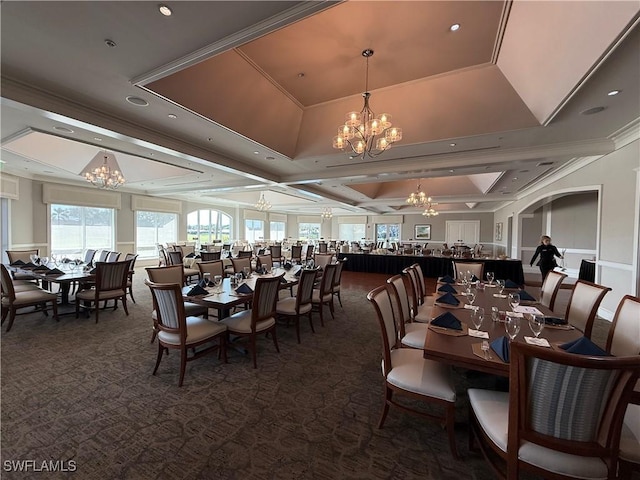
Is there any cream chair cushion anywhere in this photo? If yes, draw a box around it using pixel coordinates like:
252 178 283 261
2 289 57 306
620 404 640 463
276 297 312 316
157 316 227 346
400 323 429 349
152 302 207 321
222 309 275 334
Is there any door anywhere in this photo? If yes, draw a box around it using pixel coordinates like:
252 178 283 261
445 221 480 246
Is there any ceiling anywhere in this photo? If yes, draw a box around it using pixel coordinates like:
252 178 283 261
1 1 639 217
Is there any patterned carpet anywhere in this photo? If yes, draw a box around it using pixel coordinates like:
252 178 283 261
1 270 616 479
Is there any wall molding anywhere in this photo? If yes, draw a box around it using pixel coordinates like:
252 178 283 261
598 260 634 272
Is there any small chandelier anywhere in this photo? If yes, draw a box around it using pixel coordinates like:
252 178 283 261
81 151 125 190
406 183 429 207
321 207 333 220
332 49 402 158
422 200 439 217
255 192 271 211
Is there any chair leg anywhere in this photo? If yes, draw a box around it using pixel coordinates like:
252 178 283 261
122 296 129 316
51 300 59 322
220 335 228 364
328 299 335 319
152 342 164 375
271 326 280 353
378 386 392 428
42 302 49 316
178 347 187 387
150 327 157 343
95 300 100 324
295 315 301 344
129 286 136 303
251 335 257 369
318 304 325 327
1 306 8 325
308 311 315 334
446 403 459 459
337 291 342 307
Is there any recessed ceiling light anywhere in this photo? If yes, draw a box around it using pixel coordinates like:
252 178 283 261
53 126 74 133
512 177 518 181
449 143 456 147
607 90 621 96
450 24 460 31
43 170 54 174
126 96 149 107
449 169 454 173
158 4 172 16
104 39 117 48
94 137 102 141
253 151 260 155
207 137 213 142
266 156 275 160
581 106 606 115
297 72 305 78
167 114 177 119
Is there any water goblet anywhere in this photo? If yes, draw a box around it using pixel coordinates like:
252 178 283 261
41 256 49 266
528 314 545 338
243 266 251 279
491 306 500 322
471 307 485 330
486 271 494 286
496 279 505 296
203 272 211 285
481 340 490 360
466 290 476 307
508 292 520 312
505 315 521 341
235 272 244 285
459 271 466 285
213 275 223 293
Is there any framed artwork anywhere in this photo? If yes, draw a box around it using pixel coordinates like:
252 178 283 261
414 224 431 240
495 222 503 241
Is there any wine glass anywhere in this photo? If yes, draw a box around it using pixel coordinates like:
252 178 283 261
466 290 476 307
459 271 466 285
496 279 505 296
491 305 500 322
528 314 545 338
505 315 521 341
40 256 49 266
243 266 251 278
471 307 485 330
486 271 494 286
213 275 223 293
508 292 520 311
481 340 490 360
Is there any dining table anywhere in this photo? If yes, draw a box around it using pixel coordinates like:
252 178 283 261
182 266 300 319
422 281 582 377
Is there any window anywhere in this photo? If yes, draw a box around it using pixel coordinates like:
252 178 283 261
187 209 232 244
136 211 178 259
245 219 264 243
376 223 400 244
50 204 115 257
338 223 366 242
298 222 320 241
270 221 286 242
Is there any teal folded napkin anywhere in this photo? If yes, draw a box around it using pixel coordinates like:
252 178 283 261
436 292 460 306
491 336 510 363
544 316 567 326
431 312 462 330
235 283 253 294
440 275 455 284
183 284 208 296
517 289 536 301
437 284 457 294
560 337 610 356
504 279 520 289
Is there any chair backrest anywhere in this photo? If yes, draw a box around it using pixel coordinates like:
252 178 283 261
200 251 221 262
539 270 568 311
256 254 273 271
318 242 328 254
318 263 337 298
83 249 97 264
6 249 39 264
508 342 640 478
270 244 282 259
565 280 612 338
410 263 426 300
367 285 398 375
291 245 302 262
314 253 333 270
250 276 282 330
0 264 16 301
146 265 183 285
106 251 121 262
332 258 346 290
157 245 168 266
173 245 184 256
305 244 314 259
231 256 252 273
295 268 318 311
387 274 412 342
145 280 185 341
453 261 484 281
124 253 138 272
96 250 110 262
95 261 130 292
197 260 224 279
167 250 183 266
181 245 195 257
237 250 252 258
606 295 640 356
402 266 422 317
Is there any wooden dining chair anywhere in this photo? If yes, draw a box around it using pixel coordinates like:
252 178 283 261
6 249 40 282
331 258 347 308
1 264 58 332
538 270 568 312
83 249 97 265
564 280 611 338
166 251 199 284
313 253 333 270
468 342 640 480
124 253 138 303
256 254 273 272
95 250 109 263
402 266 431 323
276 268 317 343
305 244 315 261
453 261 484 282
220 275 282 368
75 260 130 323
386 274 429 349
311 263 336 326
368 285 458 457
290 245 302 264
197 260 224 280
231 256 252 275
146 281 227 387
269 244 283 266
200 251 221 261
145 265 209 343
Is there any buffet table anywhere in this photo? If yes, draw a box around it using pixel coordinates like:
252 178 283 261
341 253 525 285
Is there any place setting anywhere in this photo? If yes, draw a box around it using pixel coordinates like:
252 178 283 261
428 311 468 336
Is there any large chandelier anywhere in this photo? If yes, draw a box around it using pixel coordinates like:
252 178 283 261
255 192 271 211
321 207 333 220
81 151 125 189
406 183 429 207
332 49 402 158
422 200 439 217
